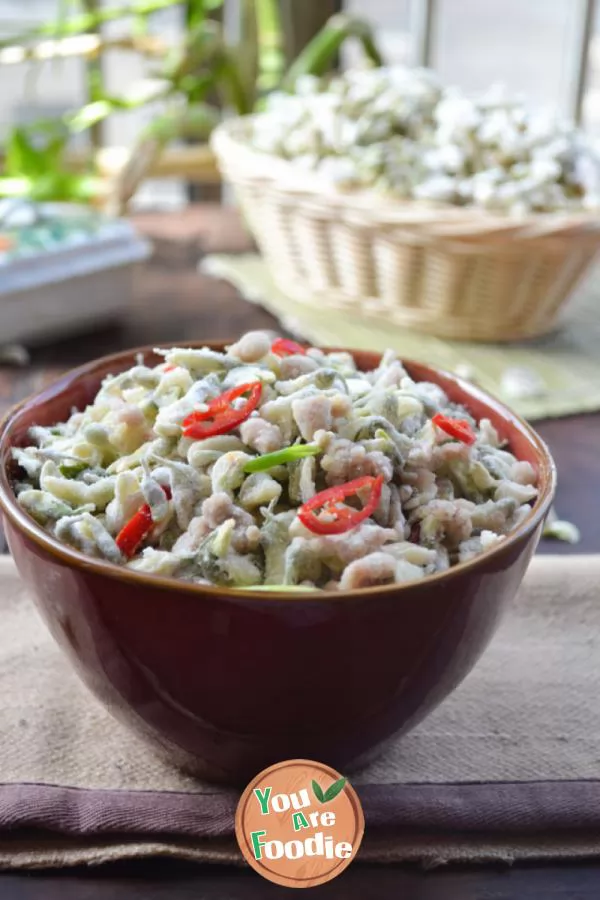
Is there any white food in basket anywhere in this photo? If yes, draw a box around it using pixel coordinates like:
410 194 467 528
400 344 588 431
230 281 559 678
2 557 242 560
250 66 600 215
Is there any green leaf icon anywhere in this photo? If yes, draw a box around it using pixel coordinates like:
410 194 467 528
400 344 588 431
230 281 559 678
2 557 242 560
312 779 325 803
323 777 347 803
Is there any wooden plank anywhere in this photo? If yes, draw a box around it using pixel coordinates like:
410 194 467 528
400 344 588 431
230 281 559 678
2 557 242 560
0 145 222 187
95 146 222 183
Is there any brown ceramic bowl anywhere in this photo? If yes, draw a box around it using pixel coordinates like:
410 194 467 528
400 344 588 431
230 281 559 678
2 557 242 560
0 344 556 785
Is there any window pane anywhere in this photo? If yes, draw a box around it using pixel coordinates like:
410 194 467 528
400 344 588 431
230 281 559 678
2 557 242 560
582 3 600 134
101 3 185 149
0 0 86 140
432 0 580 114
100 3 187 208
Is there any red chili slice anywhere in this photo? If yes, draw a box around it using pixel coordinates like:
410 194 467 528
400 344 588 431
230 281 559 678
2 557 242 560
116 486 171 559
182 381 262 440
271 338 308 357
298 475 384 535
432 413 476 446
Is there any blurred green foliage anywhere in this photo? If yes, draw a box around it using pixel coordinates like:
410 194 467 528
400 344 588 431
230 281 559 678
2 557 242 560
0 0 383 204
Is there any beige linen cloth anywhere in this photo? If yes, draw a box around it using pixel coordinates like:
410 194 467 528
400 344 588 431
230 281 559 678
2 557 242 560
0 555 598 870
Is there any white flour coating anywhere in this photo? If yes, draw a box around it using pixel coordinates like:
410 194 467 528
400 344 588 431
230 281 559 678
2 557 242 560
13 333 538 590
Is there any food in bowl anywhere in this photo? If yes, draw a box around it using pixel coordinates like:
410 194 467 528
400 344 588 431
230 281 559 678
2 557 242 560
250 65 600 214
12 331 538 592
0 342 555 781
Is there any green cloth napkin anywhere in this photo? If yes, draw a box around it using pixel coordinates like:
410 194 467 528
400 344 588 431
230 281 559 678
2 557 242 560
202 253 600 422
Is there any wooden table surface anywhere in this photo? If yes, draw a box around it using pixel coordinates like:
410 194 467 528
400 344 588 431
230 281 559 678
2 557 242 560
0 205 598 899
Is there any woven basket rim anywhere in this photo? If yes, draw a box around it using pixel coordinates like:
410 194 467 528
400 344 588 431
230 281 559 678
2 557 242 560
211 115 600 237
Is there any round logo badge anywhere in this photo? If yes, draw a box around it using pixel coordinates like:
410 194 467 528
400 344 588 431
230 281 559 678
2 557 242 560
235 759 364 888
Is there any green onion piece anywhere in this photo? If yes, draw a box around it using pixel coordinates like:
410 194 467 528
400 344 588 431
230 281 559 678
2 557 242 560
374 428 393 445
243 585 318 592
243 443 321 474
140 398 159 422
543 519 580 544
59 460 89 479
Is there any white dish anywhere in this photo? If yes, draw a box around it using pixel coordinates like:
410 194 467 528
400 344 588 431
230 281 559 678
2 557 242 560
0 202 152 346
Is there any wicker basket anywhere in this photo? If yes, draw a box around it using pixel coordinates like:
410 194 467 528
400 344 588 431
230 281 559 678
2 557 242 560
212 116 600 342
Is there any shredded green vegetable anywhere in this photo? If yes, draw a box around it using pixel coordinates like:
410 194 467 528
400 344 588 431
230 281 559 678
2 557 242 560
13 329 540 591
247 584 319 592
244 443 321 474
58 461 89 479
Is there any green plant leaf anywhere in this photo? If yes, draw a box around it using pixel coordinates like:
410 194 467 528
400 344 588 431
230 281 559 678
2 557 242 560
0 1 182 50
254 0 286 94
44 130 70 168
4 122 73 183
323 777 347 803
56 0 76 38
62 174 104 202
29 172 66 202
144 103 220 143
235 0 259 107
0 176 31 198
27 170 101 203
187 0 224 27
65 81 166 135
132 7 151 36
283 14 384 91
175 73 216 102
59 461 90 479
67 100 114 133
4 128 37 177
186 0 205 28
213 50 251 114
312 780 325 803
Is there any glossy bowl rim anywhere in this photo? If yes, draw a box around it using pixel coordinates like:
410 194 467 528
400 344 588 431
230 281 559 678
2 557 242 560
0 341 557 601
